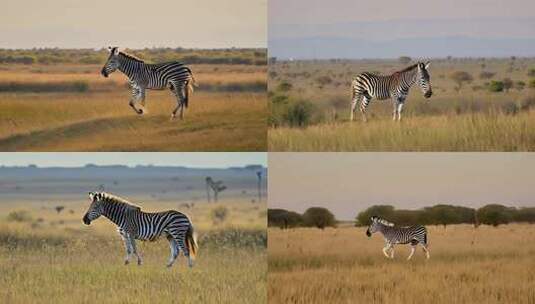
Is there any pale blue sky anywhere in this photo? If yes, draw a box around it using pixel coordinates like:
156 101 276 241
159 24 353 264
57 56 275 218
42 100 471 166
0 153 266 168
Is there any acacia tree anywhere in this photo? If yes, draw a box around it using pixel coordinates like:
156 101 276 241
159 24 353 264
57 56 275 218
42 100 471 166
302 207 336 229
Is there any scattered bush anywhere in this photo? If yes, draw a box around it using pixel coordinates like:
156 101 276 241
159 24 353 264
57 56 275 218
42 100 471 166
515 81 526 91
211 206 229 225
450 71 473 90
479 71 495 79
488 80 504 92
284 100 315 127
302 207 336 229
528 69 535 77
7 210 33 222
529 79 535 89
503 78 513 93
277 81 293 92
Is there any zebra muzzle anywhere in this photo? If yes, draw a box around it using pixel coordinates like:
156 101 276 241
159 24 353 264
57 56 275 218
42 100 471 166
101 68 108 78
82 215 91 225
366 229 371 237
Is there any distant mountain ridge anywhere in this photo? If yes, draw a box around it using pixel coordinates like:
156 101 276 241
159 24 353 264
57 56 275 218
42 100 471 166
269 36 535 59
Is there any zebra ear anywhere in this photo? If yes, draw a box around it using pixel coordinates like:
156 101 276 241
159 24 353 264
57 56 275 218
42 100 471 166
424 61 430 69
88 192 95 200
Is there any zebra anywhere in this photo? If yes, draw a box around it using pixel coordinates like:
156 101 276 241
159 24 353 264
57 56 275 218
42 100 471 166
82 191 198 268
350 61 432 122
365 215 430 260
100 47 196 120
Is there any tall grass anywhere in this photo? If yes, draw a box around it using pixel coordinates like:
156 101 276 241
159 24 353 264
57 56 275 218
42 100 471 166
268 225 535 304
269 111 535 151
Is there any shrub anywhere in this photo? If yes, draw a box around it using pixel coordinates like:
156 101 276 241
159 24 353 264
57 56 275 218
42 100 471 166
528 69 535 77
479 71 495 79
302 207 336 229
450 71 473 90
503 78 513 93
529 79 535 89
211 206 229 225
284 100 314 127
501 101 519 115
488 80 504 92
7 210 33 222
520 94 535 111
277 81 292 92
515 81 526 91
316 75 332 86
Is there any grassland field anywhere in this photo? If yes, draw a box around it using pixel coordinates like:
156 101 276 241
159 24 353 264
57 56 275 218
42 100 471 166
268 224 535 304
269 58 535 151
0 60 267 151
0 198 267 304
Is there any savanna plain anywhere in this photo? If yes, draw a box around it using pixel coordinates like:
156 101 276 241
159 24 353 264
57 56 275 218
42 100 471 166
269 58 535 151
0 167 267 304
268 225 535 304
0 48 266 151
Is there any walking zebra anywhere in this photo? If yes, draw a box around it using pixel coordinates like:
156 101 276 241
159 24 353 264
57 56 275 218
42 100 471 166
350 61 432 122
101 47 196 120
82 192 198 268
365 216 430 260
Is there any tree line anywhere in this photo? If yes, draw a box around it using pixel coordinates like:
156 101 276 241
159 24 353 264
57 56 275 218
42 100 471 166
268 204 535 229
0 48 266 66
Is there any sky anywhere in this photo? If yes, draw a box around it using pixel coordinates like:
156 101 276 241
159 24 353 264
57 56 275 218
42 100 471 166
269 153 535 220
269 0 535 58
0 152 266 168
1 0 266 49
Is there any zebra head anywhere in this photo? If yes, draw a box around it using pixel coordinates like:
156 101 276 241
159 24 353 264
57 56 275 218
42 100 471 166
366 215 394 237
101 47 120 78
417 61 433 98
82 192 106 225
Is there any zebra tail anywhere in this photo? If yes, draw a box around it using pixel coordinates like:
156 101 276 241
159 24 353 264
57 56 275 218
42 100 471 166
186 224 198 259
185 78 195 108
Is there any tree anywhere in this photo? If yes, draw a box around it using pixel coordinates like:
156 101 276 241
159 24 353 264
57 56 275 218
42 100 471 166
398 56 411 65
476 204 513 227
503 78 513 93
356 205 395 226
450 71 473 91
302 207 336 229
268 209 303 229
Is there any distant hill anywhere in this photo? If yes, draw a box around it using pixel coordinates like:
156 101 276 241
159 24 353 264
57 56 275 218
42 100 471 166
269 36 535 59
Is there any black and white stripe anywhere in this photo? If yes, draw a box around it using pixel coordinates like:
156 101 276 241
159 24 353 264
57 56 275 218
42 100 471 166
83 191 198 268
365 215 430 260
101 47 196 119
350 61 432 122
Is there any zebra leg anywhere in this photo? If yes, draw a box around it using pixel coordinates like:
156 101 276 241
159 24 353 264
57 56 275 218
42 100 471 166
407 245 416 260
390 245 395 259
422 244 430 259
128 83 144 115
382 243 391 258
171 84 186 120
129 237 143 265
350 94 361 122
360 95 371 122
396 101 405 121
392 101 399 121
176 235 193 268
118 229 134 265
166 236 180 268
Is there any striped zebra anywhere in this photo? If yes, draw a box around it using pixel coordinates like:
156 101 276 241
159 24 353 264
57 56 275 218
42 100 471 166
350 61 432 122
365 216 430 260
82 191 198 268
101 47 196 120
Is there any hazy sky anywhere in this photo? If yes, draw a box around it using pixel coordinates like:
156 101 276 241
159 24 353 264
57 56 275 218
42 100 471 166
269 0 535 58
0 153 266 168
2 0 266 49
269 153 535 220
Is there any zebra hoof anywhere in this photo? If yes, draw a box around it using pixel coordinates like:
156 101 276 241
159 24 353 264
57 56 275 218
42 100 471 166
137 109 144 115
137 260 143 266
166 263 173 268
124 260 130 265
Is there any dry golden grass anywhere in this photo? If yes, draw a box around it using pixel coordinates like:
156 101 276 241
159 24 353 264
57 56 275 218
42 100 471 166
269 111 535 151
269 58 535 151
0 199 267 304
0 63 266 151
268 225 535 304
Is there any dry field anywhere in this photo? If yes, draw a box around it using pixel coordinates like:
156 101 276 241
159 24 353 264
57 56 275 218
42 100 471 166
269 58 535 151
268 225 535 304
0 199 267 304
0 63 266 151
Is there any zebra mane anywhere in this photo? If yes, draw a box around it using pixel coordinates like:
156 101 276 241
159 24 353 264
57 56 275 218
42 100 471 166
395 64 418 74
96 192 142 211
118 51 145 63
371 216 395 227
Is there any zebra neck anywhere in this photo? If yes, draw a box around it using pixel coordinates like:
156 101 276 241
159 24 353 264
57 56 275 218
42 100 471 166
118 56 144 79
101 202 127 227
401 69 417 90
